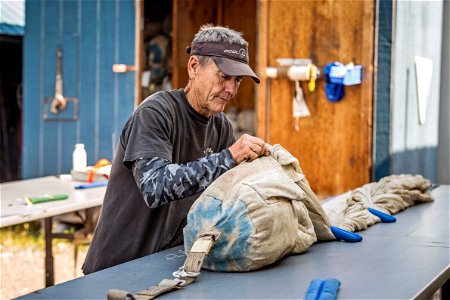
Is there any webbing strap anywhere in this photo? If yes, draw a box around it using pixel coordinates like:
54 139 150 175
107 279 183 300
106 231 221 300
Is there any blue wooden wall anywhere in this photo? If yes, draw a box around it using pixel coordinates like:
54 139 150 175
23 0 135 178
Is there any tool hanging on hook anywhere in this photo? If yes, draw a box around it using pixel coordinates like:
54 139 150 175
293 80 311 131
43 46 79 121
50 47 67 114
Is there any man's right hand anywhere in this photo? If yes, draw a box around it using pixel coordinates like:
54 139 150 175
228 134 270 164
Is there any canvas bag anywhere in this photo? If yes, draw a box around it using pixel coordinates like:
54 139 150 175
183 144 335 272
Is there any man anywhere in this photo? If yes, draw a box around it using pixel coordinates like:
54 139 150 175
82 24 269 274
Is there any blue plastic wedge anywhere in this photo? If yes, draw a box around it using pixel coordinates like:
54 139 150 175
368 207 397 223
330 226 362 242
305 278 341 300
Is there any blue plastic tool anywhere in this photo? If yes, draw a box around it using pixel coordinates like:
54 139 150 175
305 278 341 300
330 226 362 242
75 181 108 189
368 207 397 223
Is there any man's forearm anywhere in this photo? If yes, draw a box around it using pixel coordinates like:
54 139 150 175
132 149 236 208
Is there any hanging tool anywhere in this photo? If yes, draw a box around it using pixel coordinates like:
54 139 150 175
293 80 311 131
50 47 67 114
44 46 79 121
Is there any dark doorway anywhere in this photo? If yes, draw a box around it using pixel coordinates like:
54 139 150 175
0 33 23 182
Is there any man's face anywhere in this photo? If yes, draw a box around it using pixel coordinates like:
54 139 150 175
192 60 242 117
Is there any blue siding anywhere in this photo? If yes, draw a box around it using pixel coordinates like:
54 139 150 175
23 0 135 178
59 0 79 174
373 0 392 181
42 0 59 176
79 0 97 166
98 1 117 161
117 0 136 154
23 0 42 177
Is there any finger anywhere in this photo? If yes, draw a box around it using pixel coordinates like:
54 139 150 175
245 151 259 162
249 143 263 156
262 143 271 156
252 141 269 156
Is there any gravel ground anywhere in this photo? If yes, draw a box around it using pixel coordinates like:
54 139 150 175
0 242 88 299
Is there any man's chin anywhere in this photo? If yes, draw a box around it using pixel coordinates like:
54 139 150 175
208 105 227 115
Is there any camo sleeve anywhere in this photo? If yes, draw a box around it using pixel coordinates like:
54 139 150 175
132 149 237 208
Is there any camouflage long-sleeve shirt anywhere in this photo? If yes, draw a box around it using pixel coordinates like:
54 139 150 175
132 149 236 208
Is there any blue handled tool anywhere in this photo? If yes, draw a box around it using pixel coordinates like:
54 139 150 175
75 181 108 189
368 207 396 223
330 226 362 242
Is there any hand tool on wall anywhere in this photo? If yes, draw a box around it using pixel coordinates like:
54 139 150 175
43 46 79 121
50 47 67 114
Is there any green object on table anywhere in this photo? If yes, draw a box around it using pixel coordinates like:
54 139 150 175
25 194 69 205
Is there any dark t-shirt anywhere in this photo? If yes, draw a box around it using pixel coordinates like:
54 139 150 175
82 89 235 274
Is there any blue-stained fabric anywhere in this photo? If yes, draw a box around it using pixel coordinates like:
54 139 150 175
184 197 253 270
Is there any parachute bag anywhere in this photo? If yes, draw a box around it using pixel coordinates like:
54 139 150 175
183 144 335 272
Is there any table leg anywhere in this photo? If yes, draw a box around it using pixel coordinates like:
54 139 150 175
44 217 54 287
84 208 94 232
43 210 95 287
442 278 450 300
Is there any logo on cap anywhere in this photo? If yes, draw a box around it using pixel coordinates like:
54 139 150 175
224 48 247 58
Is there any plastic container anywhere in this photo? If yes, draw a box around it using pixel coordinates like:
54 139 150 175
72 143 87 172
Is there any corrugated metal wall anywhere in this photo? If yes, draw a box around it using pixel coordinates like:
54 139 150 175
391 0 444 182
23 0 135 178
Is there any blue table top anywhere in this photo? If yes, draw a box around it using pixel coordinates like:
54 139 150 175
18 185 450 300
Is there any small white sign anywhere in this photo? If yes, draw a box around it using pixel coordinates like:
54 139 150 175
414 56 433 125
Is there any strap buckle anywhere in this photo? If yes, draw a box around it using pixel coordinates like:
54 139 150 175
198 231 221 241
172 266 200 283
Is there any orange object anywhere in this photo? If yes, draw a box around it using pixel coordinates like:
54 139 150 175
87 159 112 183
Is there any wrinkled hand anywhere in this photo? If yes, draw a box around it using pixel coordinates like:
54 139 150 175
228 134 270 164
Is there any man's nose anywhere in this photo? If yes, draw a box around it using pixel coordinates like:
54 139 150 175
224 79 239 94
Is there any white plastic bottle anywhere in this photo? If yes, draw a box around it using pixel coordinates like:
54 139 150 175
72 143 87 171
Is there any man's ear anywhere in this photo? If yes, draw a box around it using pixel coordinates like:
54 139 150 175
187 56 200 78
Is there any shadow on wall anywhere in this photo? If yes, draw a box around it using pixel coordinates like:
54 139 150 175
391 147 438 183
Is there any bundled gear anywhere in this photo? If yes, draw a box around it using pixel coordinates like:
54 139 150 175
183 144 335 271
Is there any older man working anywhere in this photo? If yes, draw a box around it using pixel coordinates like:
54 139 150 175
82 24 269 274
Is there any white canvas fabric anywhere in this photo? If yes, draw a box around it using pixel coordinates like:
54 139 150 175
321 192 379 232
322 174 433 232
351 174 433 215
183 144 335 272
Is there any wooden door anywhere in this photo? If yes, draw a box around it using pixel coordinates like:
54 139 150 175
256 0 375 198
172 0 257 111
